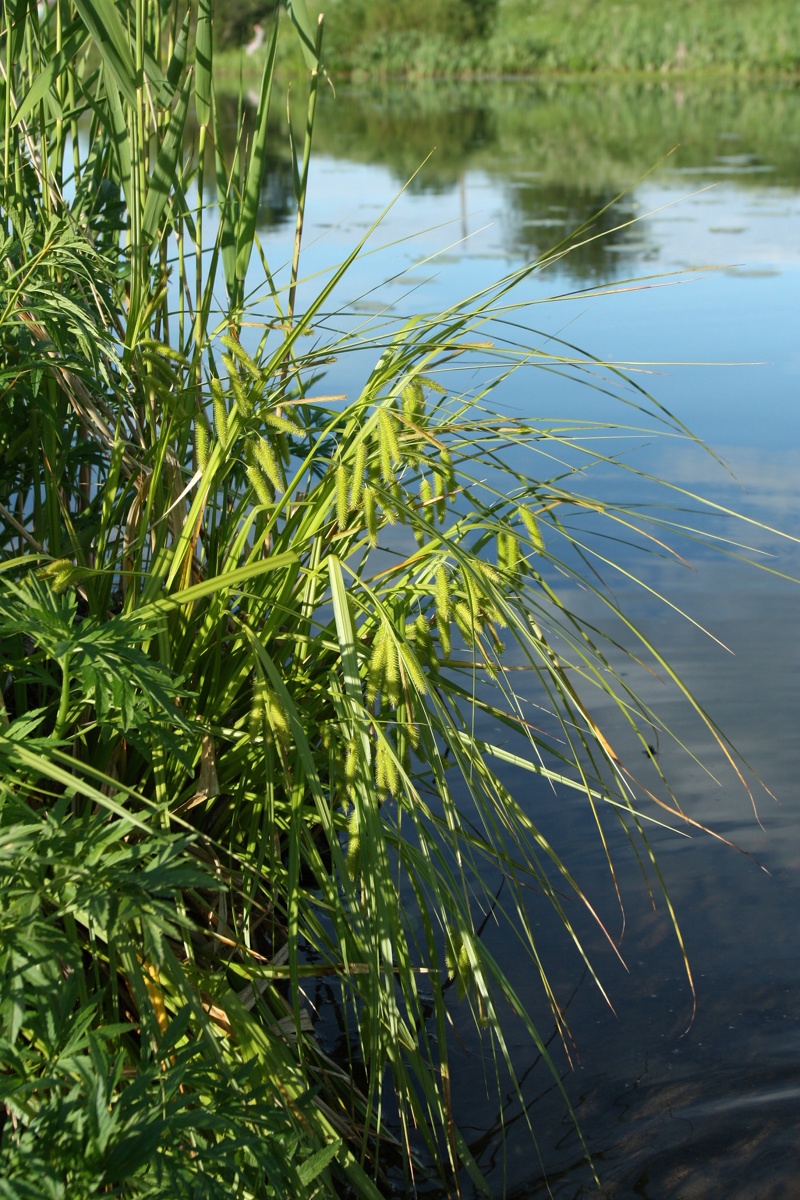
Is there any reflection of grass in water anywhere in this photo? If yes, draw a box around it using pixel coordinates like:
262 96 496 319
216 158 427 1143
310 79 800 193
304 79 800 279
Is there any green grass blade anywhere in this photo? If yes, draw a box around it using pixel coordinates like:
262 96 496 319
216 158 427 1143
141 69 192 244
284 0 322 70
234 19 279 297
194 0 212 126
11 22 85 127
72 0 138 107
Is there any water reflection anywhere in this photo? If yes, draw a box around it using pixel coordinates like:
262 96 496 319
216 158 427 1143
188 94 298 227
244 78 800 1199
305 80 800 280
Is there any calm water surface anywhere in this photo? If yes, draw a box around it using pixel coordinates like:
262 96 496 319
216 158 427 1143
253 80 800 1197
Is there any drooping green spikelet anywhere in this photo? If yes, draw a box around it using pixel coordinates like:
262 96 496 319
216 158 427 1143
344 738 361 786
250 676 292 748
336 462 350 530
211 377 228 448
264 683 291 748
249 670 268 741
350 439 367 507
434 566 451 625
240 386 255 419
435 568 452 658
246 463 274 506
399 641 427 696
378 409 401 482
412 614 437 669
366 628 388 705
375 736 399 798
375 738 388 796
223 355 246 405
439 446 455 490
498 530 520 578
345 807 361 881
248 701 264 744
140 339 190 369
454 599 477 645
519 506 545 553
484 594 507 629
445 931 472 1001
401 705 420 751
37 558 90 595
194 414 210 469
220 333 261 381
254 436 286 492
418 374 446 395
383 739 400 796
383 633 401 708
433 470 448 523
419 474 433 513
390 478 405 511
401 379 424 420
383 497 398 530
363 485 378 546
445 929 471 994
496 531 507 570
264 408 303 437
438 617 452 659
378 427 393 485
475 559 503 589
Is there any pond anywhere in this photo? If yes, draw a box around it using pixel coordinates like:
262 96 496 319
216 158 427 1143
252 79 800 1197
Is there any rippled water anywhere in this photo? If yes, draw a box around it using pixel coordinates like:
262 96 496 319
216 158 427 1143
250 79 800 1197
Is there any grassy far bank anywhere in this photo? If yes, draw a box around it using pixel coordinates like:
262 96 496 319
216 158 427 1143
221 0 800 80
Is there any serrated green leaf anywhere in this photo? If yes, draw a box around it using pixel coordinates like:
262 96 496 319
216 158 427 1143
297 1138 342 1185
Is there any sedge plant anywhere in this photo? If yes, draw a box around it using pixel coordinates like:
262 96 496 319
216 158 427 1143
0 0 791 1196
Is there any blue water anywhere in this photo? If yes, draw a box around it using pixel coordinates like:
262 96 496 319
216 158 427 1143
251 83 800 1198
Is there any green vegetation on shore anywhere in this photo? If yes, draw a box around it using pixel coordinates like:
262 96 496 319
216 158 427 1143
238 0 800 80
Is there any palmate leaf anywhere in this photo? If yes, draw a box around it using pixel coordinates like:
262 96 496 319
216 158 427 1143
0 572 193 750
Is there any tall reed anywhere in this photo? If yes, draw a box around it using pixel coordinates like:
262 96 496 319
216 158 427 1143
0 1 790 1196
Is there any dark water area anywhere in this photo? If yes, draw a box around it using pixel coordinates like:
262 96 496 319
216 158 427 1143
247 79 800 1197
